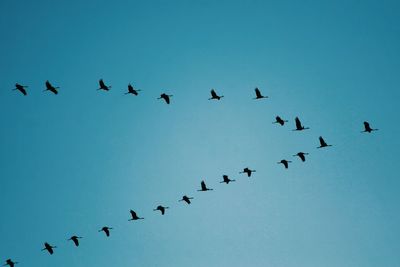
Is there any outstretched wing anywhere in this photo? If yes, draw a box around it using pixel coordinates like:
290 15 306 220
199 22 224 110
295 117 302 129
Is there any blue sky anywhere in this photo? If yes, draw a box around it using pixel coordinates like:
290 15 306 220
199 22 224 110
0 0 399 266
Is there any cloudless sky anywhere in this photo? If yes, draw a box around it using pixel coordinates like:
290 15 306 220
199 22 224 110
0 0 399 266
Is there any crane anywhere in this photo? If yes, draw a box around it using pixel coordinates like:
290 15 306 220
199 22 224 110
293 117 309 131
125 84 141 95
42 242 56 255
253 87 268 99
158 93 173 104
13 83 28 96
67 236 82 247
209 89 224 100
179 195 194 204
154 205 169 215
98 226 113 237
239 167 256 177
220 175 235 184
278 159 292 169
128 210 144 221
362 121 378 133
293 152 309 162
98 79 111 91
43 80 59 95
317 136 332 148
197 180 213 191
273 116 288 126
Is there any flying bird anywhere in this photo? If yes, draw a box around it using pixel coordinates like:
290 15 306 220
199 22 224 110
278 159 292 169
154 205 169 215
293 152 309 162
3 259 18 267
362 121 378 133
179 195 194 204
253 87 268 99
273 116 288 126
239 167 256 177
43 80 59 95
208 89 224 100
128 210 144 221
125 84 141 95
220 175 235 184
98 226 113 237
317 136 332 148
197 180 213 191
98 79 111 91
293 117 309 131
42 242 56 255
158 93 173 104
67 236 82 247
13 83 28 96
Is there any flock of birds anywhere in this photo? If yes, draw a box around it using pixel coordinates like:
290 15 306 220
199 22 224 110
3 79 379 266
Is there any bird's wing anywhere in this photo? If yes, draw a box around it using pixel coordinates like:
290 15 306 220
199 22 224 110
295 117 302 128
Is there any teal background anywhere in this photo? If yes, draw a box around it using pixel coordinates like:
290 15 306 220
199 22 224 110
0 0 399 266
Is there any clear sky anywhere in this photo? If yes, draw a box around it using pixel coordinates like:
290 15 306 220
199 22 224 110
0 0 399 266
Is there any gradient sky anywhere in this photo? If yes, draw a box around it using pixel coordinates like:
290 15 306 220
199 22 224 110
1 0 399 266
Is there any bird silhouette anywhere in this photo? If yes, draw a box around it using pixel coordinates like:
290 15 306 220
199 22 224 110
278 159 292 169
362 121 378 133
42 242 56 255
43 80 59 95
239 167 256 177
3 259 18 267
125 84 141 95
273 116 288 126
128 210 144 221
98 79 111 91
220 175 235 184
197 180 213 191
317 136 332 148
253 87 268 99
179 195 194 204
153 205 169 215
98 226 113 237
158 93 173 104
293 117 309 131
208 89 224 100
13 83 28 96
67 236 82 247
293 152 309 162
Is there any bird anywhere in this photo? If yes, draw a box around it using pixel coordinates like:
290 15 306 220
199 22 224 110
253 87 268 99
67 236 82 247
98 226 113 237
197 180 213 191
3 259 18 267
293 152 309 162
13 83 28 96
98 79 111 91
125 84 141 95
293 117 309 131
179 195 194 204
153 205 169 215
158 93 173 104
278 159 292 169
317 136 332 148
273 116 288 126
362 121 378 133
239 167 256 177
220 175 235 184
43 80 59 95
208 89 224 100
42 242 56 255
128 210 144 221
